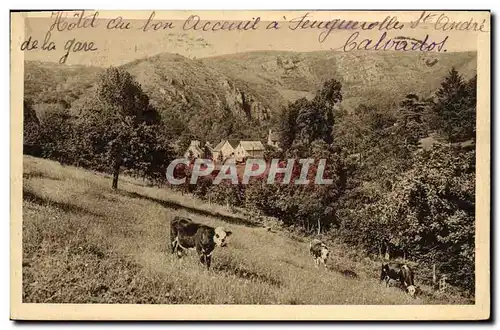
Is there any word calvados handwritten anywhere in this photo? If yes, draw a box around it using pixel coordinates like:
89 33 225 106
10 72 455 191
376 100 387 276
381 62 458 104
337 32 448 52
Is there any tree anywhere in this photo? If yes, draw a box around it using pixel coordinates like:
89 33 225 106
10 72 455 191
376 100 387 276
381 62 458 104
376 144 475 292
187 150 194 162
315 79 343 108
279 79 343 151
23 98 41 156
295 79 342 146
76 67 167 189
37 110 75 164
278 100 302 151
203 145 212 159
396 93 430 146
432 68 476 142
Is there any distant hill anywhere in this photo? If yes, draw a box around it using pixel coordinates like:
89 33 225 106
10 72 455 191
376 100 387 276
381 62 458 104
201 50 477 111
24 50 477 142
24 61 103 105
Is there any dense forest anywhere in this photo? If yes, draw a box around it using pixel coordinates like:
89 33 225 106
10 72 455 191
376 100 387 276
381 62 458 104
23 52 476 295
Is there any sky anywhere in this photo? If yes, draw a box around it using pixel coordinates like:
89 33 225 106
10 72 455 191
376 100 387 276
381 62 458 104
19 11 485 67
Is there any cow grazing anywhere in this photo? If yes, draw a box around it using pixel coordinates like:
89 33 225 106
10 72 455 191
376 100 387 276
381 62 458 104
309 239 330 269
170 216 232 270
380 263 417 297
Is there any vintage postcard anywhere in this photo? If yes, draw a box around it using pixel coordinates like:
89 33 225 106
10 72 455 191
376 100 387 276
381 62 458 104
10 10 490 320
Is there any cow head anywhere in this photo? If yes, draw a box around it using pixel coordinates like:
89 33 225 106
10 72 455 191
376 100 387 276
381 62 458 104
407 285 416 297
213 227 232 247
380 263 389 281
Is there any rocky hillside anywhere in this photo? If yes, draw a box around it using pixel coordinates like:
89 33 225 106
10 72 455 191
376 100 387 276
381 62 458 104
24 50 477 142
121 53 274 141
201 50 477 111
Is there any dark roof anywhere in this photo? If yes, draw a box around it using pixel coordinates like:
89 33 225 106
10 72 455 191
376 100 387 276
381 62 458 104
227 139 240 148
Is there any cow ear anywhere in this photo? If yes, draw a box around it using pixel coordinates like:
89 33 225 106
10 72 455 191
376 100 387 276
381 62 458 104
226 231 232 236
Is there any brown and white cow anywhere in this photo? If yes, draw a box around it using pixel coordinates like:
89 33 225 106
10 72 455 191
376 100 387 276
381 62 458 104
170 216 232 270
380 263 417 297
309 239 330 269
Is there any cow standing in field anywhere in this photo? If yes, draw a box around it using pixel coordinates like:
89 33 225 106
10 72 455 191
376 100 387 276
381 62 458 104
170 216 232 270
309 239 330 269
380 263 417 297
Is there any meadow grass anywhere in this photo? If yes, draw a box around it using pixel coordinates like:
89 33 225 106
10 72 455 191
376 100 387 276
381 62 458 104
22 155 471 304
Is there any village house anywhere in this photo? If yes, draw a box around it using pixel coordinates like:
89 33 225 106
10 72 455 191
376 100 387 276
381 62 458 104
184 141 214 160
185 133 274 164
212 139 239 162
235 141 265 162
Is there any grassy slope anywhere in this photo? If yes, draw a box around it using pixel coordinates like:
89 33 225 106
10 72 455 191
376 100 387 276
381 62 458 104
22 156 471 305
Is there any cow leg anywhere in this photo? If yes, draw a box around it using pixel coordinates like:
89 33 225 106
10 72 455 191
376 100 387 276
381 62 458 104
174 240 184 259
206 255 212 270
170 225 178 254
171 237 178 254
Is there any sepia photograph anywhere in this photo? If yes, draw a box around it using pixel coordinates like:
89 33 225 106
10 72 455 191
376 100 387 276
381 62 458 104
10 10 490 320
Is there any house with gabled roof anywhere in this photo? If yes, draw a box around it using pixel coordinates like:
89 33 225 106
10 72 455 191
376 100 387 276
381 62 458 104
212 139 239 162
184 140 214 160
235 140 265 162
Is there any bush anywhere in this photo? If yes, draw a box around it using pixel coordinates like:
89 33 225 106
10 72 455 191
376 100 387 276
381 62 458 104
336 144 475 293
